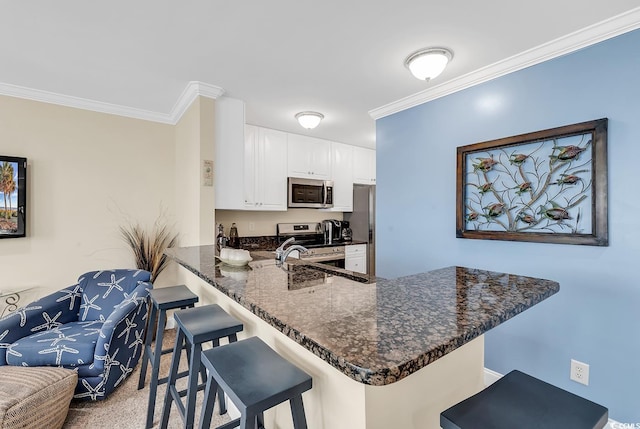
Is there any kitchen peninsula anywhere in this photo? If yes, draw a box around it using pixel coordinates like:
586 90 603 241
166 245 559 429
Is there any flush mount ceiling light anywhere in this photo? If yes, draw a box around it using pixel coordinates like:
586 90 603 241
404 47 453 81
295 111 324 129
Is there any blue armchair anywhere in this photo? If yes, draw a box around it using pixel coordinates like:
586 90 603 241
0 269 152 400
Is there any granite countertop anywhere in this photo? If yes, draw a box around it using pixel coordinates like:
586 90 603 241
166 245 559 386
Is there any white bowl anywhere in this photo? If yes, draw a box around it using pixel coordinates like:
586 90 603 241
219 248 252 266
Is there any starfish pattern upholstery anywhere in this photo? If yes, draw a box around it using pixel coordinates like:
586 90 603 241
0 269 152 400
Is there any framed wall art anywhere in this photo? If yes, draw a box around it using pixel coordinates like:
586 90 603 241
0 155 27 239
456 118 608 246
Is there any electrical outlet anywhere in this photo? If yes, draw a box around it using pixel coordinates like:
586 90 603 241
570 359 590 385
248 222 255 232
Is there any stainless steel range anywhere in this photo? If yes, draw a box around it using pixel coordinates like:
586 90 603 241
276 222 345 267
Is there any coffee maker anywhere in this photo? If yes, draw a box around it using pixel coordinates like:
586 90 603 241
322 219 339 244
340 221 353 242
322 219 352 244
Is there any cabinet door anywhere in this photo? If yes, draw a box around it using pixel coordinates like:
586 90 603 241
214 97 246 209
326 142 353 212
345 244 367 273
309 137 332 179
258 128 288 210
243 124 258 209
288 134 331 179
345 255 366 274
353 146 375 184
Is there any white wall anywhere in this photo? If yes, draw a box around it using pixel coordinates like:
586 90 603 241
0 95 177 293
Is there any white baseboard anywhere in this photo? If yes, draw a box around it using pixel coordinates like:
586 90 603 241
483 367 503 386
484 368 621 427
605 419 628 429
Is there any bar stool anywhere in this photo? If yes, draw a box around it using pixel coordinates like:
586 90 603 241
199 336 313 429
138 285 199 429
159 304 244 429
441 370 608 429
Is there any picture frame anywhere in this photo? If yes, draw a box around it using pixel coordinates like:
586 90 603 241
456 118 608 246
0 155 27 239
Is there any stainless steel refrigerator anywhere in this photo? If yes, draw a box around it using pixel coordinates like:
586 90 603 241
345 184 375 276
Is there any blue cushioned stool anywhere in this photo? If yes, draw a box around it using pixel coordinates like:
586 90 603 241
440 370 608 429
160 304 243 429
137 285 199 428
199 336 312 429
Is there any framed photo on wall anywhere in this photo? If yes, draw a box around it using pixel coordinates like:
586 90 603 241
456 118 608 246
0 155 27 239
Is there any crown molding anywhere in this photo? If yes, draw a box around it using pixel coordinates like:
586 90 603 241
0 82 175 123
0 80 224 125
369 7 640 120
169 81 225 123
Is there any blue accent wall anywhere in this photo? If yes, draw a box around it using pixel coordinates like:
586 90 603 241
376 29 640 422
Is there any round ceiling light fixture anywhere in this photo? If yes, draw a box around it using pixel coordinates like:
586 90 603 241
295 111 324 129
404 47 453 81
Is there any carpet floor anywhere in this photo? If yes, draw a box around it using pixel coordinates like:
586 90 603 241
63 329 232 429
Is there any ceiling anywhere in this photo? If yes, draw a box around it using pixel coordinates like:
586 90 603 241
1 1 639 149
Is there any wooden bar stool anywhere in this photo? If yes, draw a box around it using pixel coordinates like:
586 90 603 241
159 304 243 429
441 370 608 429
199 336 313 429
138 285 199 429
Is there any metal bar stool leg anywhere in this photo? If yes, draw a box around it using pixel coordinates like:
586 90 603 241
144 306 167 428
137 297 156 389
159 329 185 429
184 341 203 429
198 372 218 429
240 413 254 429
290 395 308 429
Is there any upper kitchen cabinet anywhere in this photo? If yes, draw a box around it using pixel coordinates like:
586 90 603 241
352 146 376 185
215 97 245 210
287 134 332 179
243 125 288 210
324 142 353 212
214 97 287 211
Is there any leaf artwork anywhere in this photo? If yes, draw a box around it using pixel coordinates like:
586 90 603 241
464 132 593 234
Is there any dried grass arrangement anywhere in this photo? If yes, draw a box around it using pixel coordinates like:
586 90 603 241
120 220 178 281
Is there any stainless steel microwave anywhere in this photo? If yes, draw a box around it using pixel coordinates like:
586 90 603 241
288 177 333 209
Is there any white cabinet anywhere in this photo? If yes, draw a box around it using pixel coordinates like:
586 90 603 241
288 133 332 179
214 101 288 211
215 99 373 212
243 125 288 210
324 142 353 212
214 97 245 210
345 244 367 274
353 146 376 185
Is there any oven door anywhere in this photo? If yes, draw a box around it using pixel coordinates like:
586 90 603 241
288 178 333 208
299 248 345 269
317 259 345 269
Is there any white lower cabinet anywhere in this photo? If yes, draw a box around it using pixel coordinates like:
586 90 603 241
345 244 367 274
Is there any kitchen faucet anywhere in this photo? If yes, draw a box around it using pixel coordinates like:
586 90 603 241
275 237 308 266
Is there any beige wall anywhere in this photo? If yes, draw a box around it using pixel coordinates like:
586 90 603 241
216 209 343 237
0 95 177 293
174 97 215 247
